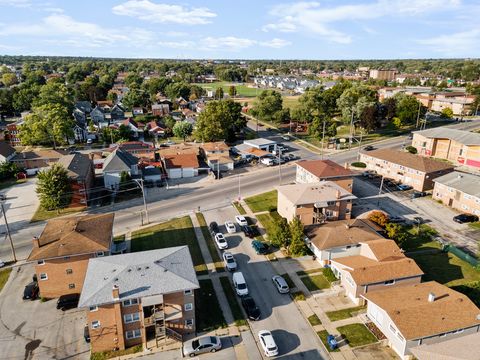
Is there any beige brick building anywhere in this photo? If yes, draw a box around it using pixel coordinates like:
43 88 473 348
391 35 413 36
79 246 199 354
277 181 356 225
412 127 480 171
295 160 355 192
27 213 114 299
432 171 480 216
369 69 397 81
359 149 454 191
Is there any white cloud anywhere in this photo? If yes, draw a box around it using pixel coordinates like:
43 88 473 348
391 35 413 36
417 29 480 56
112 0 216 25
0 0 31 7
263 0 462 43
260 38 292 48
158 40 195 49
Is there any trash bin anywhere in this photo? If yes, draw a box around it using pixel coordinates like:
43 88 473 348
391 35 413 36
327 335 338 350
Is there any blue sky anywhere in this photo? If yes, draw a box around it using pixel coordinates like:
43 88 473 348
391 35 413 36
0 0 479 59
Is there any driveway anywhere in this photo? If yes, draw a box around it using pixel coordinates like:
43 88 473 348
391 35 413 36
203 206 328 360
1 178 39 232
0 263 89 360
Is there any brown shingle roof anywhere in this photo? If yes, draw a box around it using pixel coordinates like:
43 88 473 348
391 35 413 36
27 213 114 260
277 181 357 206
362 281 480 340
366 239 404 261
361 149 454 173
297 160 354 179
201 141 229 152
163 153 199 169
306 219 384 250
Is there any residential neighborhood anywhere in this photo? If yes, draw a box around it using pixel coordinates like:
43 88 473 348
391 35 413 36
1 2 480 360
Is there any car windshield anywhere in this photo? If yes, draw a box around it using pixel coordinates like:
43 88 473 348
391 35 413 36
238 283 247 289
268 346 277 351
192 340 200 349
218 238 226 243
227 258 235 263
209 336 217 344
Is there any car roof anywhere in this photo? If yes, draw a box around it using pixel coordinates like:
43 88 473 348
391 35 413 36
259 331 276 345
198 336 215 345
274 276 288 286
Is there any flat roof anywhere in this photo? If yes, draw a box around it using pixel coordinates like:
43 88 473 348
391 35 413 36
277 181 356 206
434 171 480 198
244 138 277 147
413 127 480 146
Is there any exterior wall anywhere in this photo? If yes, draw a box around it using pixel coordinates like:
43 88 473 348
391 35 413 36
363 277 421 299
11 156 61 170
308 244 363 265
277 192 296 222
104 171 124 190
35 254 94 299
121 301 144 349
164 291 196 335
291 200 352 225
433 182 480 216
88 303 126 353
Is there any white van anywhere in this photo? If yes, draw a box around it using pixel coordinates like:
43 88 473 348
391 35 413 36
232 272 249 296
260 157 274 166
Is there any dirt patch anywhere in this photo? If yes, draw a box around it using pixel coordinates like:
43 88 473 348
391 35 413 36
353 343 399 360
366 322 387 340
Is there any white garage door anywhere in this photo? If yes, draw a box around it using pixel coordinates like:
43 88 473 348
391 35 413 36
168 168 182 179
182 168 194 178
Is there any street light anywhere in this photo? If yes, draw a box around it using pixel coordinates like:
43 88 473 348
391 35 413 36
0 201 16 262
134 179 149 225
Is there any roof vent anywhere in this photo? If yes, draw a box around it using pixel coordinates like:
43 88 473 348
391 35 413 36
114 277 118 282
137 267 141 271
145 266 150 269
428 292 436 302
127 268 132 272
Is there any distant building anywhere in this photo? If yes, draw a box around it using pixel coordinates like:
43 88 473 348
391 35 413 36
433 171 480 216
369 69 397 81
11 149 68 171
6 121 23 146
0 141 16 163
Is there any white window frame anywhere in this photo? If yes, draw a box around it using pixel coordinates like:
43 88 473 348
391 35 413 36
125 329 141 339
184 303 193 311
68 283 75 289
124 312 140 324
122 298 139 307
185 319 194 328
89 306 98 312
37 260 45 265
91 320 100 329
39 273 48 281
66 268 73 275
184 289 192 296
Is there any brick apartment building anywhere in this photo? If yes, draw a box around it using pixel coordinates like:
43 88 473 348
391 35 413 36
57 153 94 205
295 159 355 192
433 171 480 216
359 149 455 191
412 127 480 171
78 246 199 353
27 213 115 299
369 69 396 81
6 121 22 146
277 181 357 225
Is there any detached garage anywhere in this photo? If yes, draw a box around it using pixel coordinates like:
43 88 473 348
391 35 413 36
163 153 199 179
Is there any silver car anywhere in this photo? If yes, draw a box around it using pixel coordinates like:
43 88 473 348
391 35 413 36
183 336 222 357
272 275 290 294
223 252 237 271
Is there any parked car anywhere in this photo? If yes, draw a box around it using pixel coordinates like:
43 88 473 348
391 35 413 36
397 184 413 191
232 272 249 296
23 281 39 300
287 153 298 160
182 336 222 357
223 252 237 271
0 193 6 201
209 222 219 236
411 191 427 199
258 330 279 357
453 213 479 224
260 157 275 166
252 240 269 255
241 225 255 238
281 134 291 141
272 275 290 294
0 259 4 268
84 324 90 343
214 233 228 250
86 138 93 145
56 293 80 310
224 221 236 234
235 215 248 226
362 170 375 177
363 145 375 151
241 296 261 321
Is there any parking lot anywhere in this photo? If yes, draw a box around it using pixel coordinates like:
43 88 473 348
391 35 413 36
0 263 89 360
203 206 327 359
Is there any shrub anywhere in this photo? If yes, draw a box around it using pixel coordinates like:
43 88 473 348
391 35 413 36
405 145 417 154
368 210 389 228
350 162 366 168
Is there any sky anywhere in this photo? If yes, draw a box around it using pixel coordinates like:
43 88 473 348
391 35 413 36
0 0 479 60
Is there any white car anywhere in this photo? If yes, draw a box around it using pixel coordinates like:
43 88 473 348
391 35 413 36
260 157 274 166
214 233 228 250
258 330 278 357
222 252 237 271
235 215 248 227
0 259 4 268
224 221 236 234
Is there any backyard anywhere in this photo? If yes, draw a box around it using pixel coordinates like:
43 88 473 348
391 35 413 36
130 216 208 274
326 306 366 322
244 190 277 213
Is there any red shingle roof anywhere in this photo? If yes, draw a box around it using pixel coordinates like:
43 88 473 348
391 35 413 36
297 160 354 179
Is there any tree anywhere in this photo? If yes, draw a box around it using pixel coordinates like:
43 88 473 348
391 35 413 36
106 90 118 103
383 97 397 121
0 161 19 181
288 217 307 256
359 104 378 131
36 163 71 211
385 223 408 248
122 88 150 110
214 87 224 100
1 73 17 87
250 90 286 124
228 86 237 97
189 85 204 100
173 121 193 142
194 100 244 142
118 124 133 141
12 84 40 112
336 83 377 123
164 115 176 133
0 88 14 116
33 81 74 112
394 93 422 125
143 77 172 97
392 117 403 129
441 107 454 119
165 82 191 100
269 217 290 248
88 120 96 133
405 145 417 154
124 73 143 88
368 210 389 228
101 127 120 144
19 104 74 147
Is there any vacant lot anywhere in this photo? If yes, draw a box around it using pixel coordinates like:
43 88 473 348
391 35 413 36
195 279 227 332
245 190 278 213
131 216 207 274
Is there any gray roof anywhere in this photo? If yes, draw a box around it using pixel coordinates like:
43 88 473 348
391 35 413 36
244 138 277 147
0 141 16 158
433 171 480 198
79 246 199 307
57 153 92 180
102 148 139 173
413 127 480 146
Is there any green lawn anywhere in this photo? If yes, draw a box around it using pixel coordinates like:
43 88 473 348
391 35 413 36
193 82 259 97
244 190 278 213
468 222 480 230
195 279 227 332
300 274 331 292
256 211 282 239
317 330 340 352
219 277 248 326
232 202 247 215
291 291 306 301
326 306 366 322
91 345 142 360
131 216 208 274
308 314 322 326
195 213 225 272
336 323 377 347
296 268 325 276
409 251 480 287
403 224 442 252
30 205 85 222
0 268 12 294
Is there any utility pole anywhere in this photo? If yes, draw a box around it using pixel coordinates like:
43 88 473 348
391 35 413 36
134 179 149 225
415 102 421 128
377 176 385 207
278 147 283 185
1 202 16 262
237 174 241 201
321 120 326 160
349 107 354 150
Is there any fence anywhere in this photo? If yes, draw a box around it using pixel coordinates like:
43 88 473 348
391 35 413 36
444 244 479 268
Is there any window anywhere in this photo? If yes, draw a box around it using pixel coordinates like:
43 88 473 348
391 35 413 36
37 260 45 265
63 256 70 260
125 329 141 339
184 303 193 311
389 324 396 334
39 273 48 280
68 283 75 289
326 201 336 206
91 321 100 329
89 306 98 312
96 251 105 257
124 313 140 324
464 194 472 200
122 298 139 307
66 269 73 275
185 319 194 328
397 333 404 341
384 280 395 286
184 289 192 296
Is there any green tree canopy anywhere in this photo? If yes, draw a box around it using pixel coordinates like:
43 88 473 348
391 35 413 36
394 93 423 124
122 88 150 110
288 217 308 256
33 81 74 112
250 90 288 124
173 121 193 141
336 83 377 123
165 82 191 100
36 163 72 211
1 73 17 87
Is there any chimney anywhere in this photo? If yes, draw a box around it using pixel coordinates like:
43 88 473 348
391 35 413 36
336 190 341 199
33 236 40 248
112 285 120 300
428 292 436 302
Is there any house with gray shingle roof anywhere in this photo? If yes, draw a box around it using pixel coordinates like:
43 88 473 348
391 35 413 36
78 246 199 353
102 148 140 190
57 153 94 204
